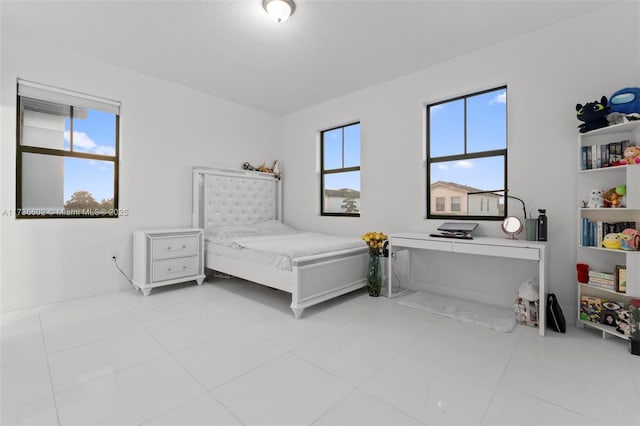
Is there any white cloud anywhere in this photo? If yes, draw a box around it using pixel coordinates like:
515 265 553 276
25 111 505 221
455 160 474 169
64 131 113 156
437 164 448 171
490 92 506 105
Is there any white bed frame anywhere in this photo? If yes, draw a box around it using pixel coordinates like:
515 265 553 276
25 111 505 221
192 167 368 318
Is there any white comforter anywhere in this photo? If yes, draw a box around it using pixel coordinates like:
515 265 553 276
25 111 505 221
228 232 365 259
207 220 365 260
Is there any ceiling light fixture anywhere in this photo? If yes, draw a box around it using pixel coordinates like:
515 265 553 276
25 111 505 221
262 0 295 23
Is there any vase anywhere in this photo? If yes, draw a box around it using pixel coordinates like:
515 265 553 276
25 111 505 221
366 254 382 297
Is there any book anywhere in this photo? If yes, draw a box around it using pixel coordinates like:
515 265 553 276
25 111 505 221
588 270 615 280
615 265 627 293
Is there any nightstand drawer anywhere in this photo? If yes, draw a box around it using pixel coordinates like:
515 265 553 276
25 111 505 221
152 236 199 260
152 256 199 282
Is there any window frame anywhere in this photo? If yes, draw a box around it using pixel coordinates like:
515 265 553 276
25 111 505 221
15 80 121 219
426 86 508 221
320 121 361 217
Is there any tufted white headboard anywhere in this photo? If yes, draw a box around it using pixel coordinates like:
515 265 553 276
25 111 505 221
192 167 282 231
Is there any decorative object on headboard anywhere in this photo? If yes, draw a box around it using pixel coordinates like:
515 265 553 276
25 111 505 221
242 160 282 179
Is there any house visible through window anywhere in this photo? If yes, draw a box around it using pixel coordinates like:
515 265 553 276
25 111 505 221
16 79 121 218
320 122 360 216
427 86 507 220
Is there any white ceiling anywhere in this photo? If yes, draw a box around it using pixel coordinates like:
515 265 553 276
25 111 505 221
1 0 611 115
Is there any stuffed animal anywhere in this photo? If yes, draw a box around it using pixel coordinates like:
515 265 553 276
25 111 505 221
602 233 622 249
616 309 631 336
587 188 604 208
620 228 640 251
621 146 640 165
576 96 610 133
603 185 626 208
609 87 640 114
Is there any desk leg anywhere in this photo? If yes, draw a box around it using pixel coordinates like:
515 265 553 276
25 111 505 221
387 251 393 298
538 247 546 337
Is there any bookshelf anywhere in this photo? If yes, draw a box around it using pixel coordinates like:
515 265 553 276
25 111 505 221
577 121 640 341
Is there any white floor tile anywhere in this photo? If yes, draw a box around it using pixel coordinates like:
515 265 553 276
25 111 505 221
55 355 206 426
141 393 241 425
0 355 52 410
404 316 521 381
172 328 286 389
1 330 46 366
0 395 59 426
294 307 434 384
213 353 353 425
48 329 166 392
126 299 208 327
42 310 140 353
146 308 243 352
481 387 606 426
313 389 422 425
501 327 640 425
361 347 499 425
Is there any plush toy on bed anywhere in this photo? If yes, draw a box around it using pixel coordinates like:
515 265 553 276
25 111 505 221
576 96 610 133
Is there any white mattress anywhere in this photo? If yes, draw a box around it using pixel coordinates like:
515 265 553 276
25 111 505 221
205 220 365 271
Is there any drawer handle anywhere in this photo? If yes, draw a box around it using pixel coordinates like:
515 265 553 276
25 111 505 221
167 245 187 251
167 266 188 273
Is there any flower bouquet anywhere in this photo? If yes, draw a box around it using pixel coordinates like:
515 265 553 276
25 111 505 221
361 231 388 296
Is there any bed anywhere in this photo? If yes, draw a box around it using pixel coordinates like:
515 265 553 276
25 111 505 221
192 167 368 318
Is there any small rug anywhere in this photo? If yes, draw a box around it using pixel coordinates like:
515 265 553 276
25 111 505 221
397 291 516 332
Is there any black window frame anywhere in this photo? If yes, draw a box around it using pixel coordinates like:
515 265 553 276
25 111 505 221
426 86 507 221
16 82 121 219
320 122 361 217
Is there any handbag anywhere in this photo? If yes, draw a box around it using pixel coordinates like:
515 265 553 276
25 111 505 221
546 293 566 333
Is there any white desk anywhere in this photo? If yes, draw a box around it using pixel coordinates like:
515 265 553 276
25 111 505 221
388 233 549 336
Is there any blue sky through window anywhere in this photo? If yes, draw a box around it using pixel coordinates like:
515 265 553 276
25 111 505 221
323 123 361 192
63 109 116 202
430 88 506 191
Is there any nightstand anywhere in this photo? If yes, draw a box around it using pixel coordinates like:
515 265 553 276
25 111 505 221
133 228 206 296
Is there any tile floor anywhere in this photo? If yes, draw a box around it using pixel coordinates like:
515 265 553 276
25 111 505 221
1 278 639 426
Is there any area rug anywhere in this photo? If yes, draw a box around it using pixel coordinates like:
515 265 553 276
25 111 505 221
396 291 516 332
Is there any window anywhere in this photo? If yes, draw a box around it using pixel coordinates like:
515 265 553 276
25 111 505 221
451 196 461 212
427 86 507 220
16 80 121 218
320 122 360 216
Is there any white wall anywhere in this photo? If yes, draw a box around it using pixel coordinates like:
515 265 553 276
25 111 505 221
280 3 639 319
0 34 281 311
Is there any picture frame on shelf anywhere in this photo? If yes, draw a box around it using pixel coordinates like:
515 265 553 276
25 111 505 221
616 264 627 294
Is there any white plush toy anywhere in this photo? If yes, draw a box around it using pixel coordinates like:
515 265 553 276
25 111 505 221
587 189 604 208
518 279 539 301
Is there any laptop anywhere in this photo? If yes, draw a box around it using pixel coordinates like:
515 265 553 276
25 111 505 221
429 222 479 239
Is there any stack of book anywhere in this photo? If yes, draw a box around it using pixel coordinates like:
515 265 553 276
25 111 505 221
587 270 615 290
580 140 630 170
581 219 637 247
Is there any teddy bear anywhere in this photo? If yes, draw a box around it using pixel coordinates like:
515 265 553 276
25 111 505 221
621 146 640 165
587 189 604 208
